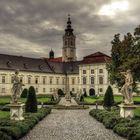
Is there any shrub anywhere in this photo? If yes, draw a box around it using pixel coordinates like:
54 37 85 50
80 95 84 102
0 108 51 140
83 90 87 97
25 86 37 113
103 85 114 110
20 88 28 98
57 89 64 97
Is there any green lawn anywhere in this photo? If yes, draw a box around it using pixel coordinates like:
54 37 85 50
84 96 140 104
134 108 140 117
0 96 51 105
0 111 9 119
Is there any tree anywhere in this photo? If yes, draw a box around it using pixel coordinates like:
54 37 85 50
103 86 114 110
108 25 140 92
25 86 37 113
20 88 28 98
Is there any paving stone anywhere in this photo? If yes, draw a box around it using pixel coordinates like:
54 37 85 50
21 109 126 140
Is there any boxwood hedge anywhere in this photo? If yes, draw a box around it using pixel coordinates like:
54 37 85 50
89 109 140 140
0 108 51 140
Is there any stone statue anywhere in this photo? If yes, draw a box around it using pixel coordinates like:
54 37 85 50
11 70 24 104
120 69 133 105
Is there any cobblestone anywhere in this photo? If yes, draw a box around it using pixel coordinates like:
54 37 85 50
21 109 126 140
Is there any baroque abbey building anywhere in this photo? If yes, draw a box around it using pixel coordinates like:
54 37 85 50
0 16 113 96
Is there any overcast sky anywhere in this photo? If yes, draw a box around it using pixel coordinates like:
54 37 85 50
0 0 139 60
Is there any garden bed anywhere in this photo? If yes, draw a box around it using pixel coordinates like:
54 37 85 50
0 108 51 140
89 108 140 140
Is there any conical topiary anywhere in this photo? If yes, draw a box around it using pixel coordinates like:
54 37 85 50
25 86 37 113
103 85 114 110
20 88 28 98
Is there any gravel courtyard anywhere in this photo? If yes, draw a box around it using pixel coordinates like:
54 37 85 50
21 109 125 140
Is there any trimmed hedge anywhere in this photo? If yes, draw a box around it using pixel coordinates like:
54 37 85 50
89 109 140 140
0 108 51 140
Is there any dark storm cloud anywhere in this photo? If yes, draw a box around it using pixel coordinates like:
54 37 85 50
0 0 139 59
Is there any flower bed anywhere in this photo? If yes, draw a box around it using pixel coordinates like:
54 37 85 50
89 108 140 140
0 108 51 140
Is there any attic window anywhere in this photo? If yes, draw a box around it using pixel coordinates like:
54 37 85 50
23 63 28 69
51 66 55 71
39 65 43 70
7 61 12 67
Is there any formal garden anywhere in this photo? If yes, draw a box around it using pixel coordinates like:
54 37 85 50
0 86 52 140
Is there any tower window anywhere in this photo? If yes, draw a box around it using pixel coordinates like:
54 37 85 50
65 41 67 45
71 41 73 45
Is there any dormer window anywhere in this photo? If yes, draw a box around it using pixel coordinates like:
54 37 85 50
24 63 28 69
39 65 43 70
7 61 12 67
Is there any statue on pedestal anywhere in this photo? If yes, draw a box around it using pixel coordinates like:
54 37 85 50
10 70 25 120
11 70 24 104
120 69 133 105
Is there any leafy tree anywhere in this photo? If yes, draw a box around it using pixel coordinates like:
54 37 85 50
20 88 28 98
108 25 140 92
25 86 37 113
103 86 114 110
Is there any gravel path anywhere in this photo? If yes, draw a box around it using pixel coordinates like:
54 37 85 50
21 109 125 140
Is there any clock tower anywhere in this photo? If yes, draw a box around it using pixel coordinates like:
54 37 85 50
62 15 76 62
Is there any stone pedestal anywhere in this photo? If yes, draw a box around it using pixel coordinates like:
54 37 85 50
119 104 137 118
9 103 25 121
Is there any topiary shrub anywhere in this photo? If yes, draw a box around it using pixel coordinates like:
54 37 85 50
25 86 37 113
103 85 114 110
20 88 28 98
83 90 87 97
57 89 64 97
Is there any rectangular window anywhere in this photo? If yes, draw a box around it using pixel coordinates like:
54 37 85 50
83 77 86 85
99 77 103 85
36 88 38 92
72 78 75 85
43 77 46 84
91 69 94 74
35 77 38 84
20 77 23 83
56 78 59 85
62 78 65 85
43 88 46 93
50 88 52 92
99 69 103 73
91 77 94 84
72 88 75 92
99 88 103 92
11 76 14 83
50 77 53 84
77 77 79 84
2 76 5 83
83 70 86 74
28 77 31 84
2 88 5 93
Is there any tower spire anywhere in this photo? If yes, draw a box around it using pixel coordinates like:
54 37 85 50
65 14 73 35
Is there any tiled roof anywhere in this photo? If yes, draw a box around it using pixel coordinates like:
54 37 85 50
0 52 110 74
0 54 80 74
81 52 111 64
47 57 62 62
